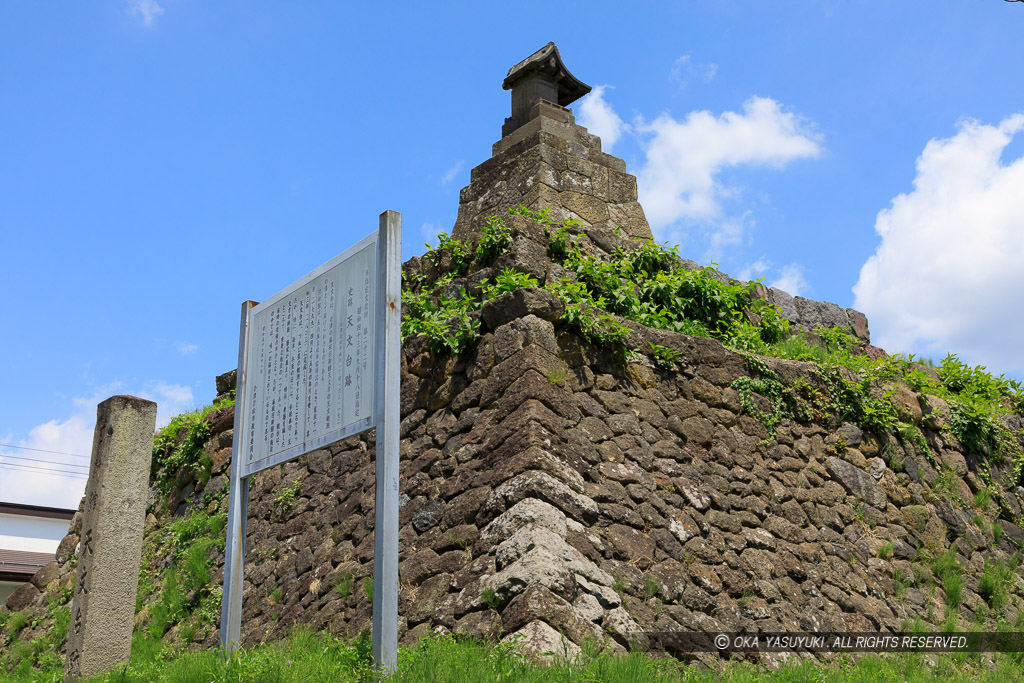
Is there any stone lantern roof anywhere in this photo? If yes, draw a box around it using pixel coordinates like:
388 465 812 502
501 42 592 136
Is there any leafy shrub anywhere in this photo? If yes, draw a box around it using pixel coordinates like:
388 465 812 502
401 286 481 356
554 232 785 344
480 267 539 299
152 398 233 492
274 477 303 512
480 587 498 611
476 215 512 265
403 205 1024 485
425 232 472 277
647 342 683 370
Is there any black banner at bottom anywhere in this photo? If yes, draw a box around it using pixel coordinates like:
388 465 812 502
647 632 1024 653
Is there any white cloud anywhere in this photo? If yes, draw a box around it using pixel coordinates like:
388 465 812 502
853 114 1024 375
738 257 809 297
0 397 100 509
0 378 196 508
138 381 195 428
578 85 628 153
635 96 822 247
176 341 199 357
440 161 464 186
771 263 810 297
418 222 442 254
670 54 718 87
704 211 755 261
737 257 770 282
128 0 164 28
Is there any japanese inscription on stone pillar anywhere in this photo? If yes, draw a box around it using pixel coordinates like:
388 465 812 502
65 395 156 681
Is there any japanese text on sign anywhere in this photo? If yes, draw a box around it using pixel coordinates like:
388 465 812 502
239 236 376 477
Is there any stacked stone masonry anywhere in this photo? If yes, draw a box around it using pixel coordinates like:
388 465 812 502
452 101 654 245
9 292 1024 665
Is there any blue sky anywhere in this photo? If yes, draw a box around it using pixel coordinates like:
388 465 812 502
2 1 1022 508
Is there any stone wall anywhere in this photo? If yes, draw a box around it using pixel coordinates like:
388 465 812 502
7 277 1024 665
10 199 1024 667
226 285 1021 662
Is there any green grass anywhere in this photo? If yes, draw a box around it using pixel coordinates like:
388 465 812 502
179 539 215 595
334 572 354 599
979 556 1017 611
147 572 185 639
931 548 966 620
5 612 28 637
5 629 1024 682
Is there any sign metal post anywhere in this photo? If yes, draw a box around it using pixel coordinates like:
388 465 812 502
220 212 401 673
220 300 256 651
372 210 401 671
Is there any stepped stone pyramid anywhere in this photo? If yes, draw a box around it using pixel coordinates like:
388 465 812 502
9 42 1024 671
451 42 653 245
450 41 869 343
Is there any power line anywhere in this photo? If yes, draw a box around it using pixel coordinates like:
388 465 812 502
0 463 88 479
0 462 89 479
0 443 90 459
0 453 90 469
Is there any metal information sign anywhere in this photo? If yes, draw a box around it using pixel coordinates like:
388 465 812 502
239 235 377 478
220 211 401 673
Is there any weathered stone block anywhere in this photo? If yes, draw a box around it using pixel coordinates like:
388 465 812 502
215 369 237 394
825 456 887 509
483 498 568 543
479 345 564 407
455 609 502 640
495 525 612 586
480 470 598 526
481 546 577 607
481 288 565 329
5 581 40 610
492 370 581 423
502 619 581 661
502 585 606 647
493 314 560 360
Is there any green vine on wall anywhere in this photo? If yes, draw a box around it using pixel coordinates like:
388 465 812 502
403 205 1024 482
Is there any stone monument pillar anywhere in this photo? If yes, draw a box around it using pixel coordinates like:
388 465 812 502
451 42 653 244
64 395 157 681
